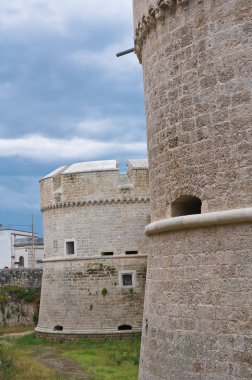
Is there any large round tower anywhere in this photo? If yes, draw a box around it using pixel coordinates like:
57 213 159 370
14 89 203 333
133 1 252 379
36 159 150 339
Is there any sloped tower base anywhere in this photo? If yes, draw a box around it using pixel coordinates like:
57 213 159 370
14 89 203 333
140 210 252 379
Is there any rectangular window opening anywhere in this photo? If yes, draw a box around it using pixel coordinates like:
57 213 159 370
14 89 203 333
66 241 75 255
125 251 138 255
101 252 114 256
122 274 133 287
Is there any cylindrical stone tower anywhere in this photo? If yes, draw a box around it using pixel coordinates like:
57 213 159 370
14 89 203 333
36 159 150 339
133 1 252 379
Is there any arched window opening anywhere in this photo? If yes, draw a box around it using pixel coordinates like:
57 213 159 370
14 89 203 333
118 324 132 331
19 256 24 267
171 196 202 217
54 325 63 331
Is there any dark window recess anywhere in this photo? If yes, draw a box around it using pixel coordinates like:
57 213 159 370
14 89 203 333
19 256 24 266
54 325 63 331
118 324 132 331
122 274 133 286
66 241 75 255
125 251 138 255
36 260 43 264
171 196 202 217
101 252 114 256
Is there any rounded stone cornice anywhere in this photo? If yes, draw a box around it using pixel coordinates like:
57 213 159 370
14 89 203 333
35 326 142 335
42 255 148 263
145 207 252 235
41 197 150 212
134 0 190 63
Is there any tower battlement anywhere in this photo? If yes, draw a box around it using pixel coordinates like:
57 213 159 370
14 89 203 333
133 0 191 62
40 159 149 212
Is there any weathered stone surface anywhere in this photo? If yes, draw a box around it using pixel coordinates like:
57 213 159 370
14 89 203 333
132 0 252 379
0 269 42 326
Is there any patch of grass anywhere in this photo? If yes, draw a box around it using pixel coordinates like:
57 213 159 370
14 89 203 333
0 343 15 380
62 337 141 380
15 333 48 346
9 334 141 380
0 325 35 335
11 352 63 380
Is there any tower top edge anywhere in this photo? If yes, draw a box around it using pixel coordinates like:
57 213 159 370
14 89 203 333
40 159 148 181
133 0 190 62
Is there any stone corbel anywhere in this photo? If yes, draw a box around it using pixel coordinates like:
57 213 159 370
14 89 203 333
140 16 149 38
144 14 156 29
154 6 165 21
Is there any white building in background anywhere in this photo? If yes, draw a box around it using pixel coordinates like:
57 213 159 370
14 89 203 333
14 236 44 268
0 229 44 269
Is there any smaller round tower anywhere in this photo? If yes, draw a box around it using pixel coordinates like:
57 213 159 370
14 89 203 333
36 159 150 339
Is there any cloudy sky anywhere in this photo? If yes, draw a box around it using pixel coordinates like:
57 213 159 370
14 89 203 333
0 0 146 235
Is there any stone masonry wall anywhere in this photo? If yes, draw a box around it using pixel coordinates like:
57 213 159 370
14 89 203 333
134 0 252 220
0 269 42 326
0 269 42 289
140 223 252 380
132 1 252 379
39 257 146 333
43 203 149 259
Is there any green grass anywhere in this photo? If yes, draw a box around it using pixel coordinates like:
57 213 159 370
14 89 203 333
3 333 141 380
61 338 140 380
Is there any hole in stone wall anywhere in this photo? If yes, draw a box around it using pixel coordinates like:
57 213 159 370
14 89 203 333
101 252 114 256
171 196 202 217
118 324 132 331
125 251 138 255
54 325 63 331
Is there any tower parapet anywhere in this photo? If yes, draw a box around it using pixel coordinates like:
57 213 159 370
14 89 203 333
40 160 149 213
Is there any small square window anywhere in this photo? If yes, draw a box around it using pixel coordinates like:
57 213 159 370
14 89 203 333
122 274 133 286
66 241 75 255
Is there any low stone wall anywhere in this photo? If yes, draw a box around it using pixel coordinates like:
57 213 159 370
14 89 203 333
0 269 42 327
0 268 42 289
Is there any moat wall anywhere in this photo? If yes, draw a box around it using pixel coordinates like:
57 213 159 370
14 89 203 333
133 0 252 379
0 269 42 326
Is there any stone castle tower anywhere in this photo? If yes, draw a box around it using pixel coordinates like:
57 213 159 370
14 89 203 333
36 160 150 338
133 1 252 379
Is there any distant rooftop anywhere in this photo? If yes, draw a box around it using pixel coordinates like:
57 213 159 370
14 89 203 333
42 166 67 180
41 159 148 179
62 160 118 175
127 159 148 169
14 237 44 247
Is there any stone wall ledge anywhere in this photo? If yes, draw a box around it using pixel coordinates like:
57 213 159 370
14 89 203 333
35 327 142 334
145 207 252 236
43 255 148 263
